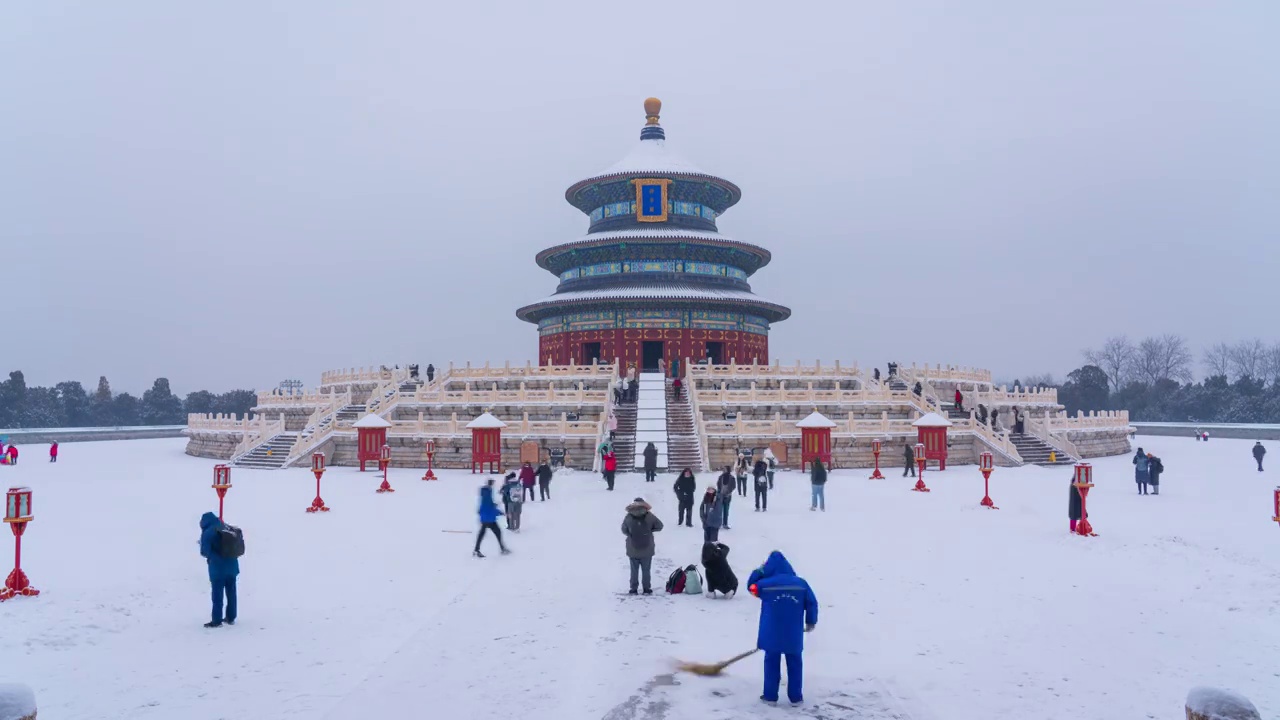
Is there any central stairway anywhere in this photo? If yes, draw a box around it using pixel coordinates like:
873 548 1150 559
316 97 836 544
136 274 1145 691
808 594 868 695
233 433 297 469
1009 433 1075 466
612 400 638 472
665 379 703 472
633 372 669 470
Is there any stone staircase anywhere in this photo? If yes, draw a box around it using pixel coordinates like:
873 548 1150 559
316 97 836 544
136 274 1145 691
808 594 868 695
666 381 704 472
612 401 637 472
1009 432 1075 466
233 433 297 469
336 404 366 423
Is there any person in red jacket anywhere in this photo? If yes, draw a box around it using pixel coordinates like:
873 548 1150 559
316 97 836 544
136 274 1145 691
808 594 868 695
603 450 618 491
6 445 17 465
50 442 59 463
518 462 537 502
954 388 964 413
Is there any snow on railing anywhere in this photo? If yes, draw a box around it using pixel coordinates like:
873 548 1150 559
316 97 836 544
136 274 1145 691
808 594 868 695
281 391 352 467
446 360 618 381
684 378 711 473
903 363 993 385
254 389 348 407
972 386 1060 407
320 366 408 387
401 382 606 407
229 414 286 463
695 381 910 406
687 358 861 380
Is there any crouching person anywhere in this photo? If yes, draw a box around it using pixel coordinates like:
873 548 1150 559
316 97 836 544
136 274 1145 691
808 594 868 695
199 512 241 628
748 551 818 706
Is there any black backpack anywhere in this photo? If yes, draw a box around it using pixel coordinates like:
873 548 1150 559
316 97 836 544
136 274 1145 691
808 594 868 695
215 525 245 559
664 566 687 594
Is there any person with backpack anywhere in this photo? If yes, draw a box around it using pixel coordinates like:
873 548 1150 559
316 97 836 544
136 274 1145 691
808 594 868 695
903 443 915 477
699 487 723 543
603 450 618 491
519 462 537 501
763 447 778 489
716 466 736 529
1133 447 1150 495
642 442 659 482
536 460 554 500
1147 453 1163 495
753 459 769 511
809 458 827 512
198 511 241 628
735 456 749 497
748 551 818 706
473 478 510 558
1253 442 1266 472
500 472 518 525
701 541 738 597
502 472 524 532
621 497 664 595
673 468 697 526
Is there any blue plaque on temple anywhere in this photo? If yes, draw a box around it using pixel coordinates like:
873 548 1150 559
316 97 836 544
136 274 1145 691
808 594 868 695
634 179 669 222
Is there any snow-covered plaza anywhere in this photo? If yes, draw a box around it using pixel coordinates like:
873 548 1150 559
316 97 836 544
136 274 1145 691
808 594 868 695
2 436 1277 719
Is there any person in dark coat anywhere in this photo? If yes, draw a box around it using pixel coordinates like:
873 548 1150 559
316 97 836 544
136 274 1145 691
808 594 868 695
519 462 537 501
425 363 435 383
1254 442 1266 472
621 498 664 595
912 381 923 397
977 404 988 426
1147 453 1163 495
748 551 818 706
536 461 554 500
673 468 697 526
1133 447 1150 495
642 442 659 482
752 459 769 511
671 376 683 399
735 456 750 497
873 367 881 382
473 479 509 557
903 443 915 477
199 511 239 628
716 466 736 528
809 459 827 511
699 487 723 543
991 408 1000 431
1068 475 1086 532
701 541 738 597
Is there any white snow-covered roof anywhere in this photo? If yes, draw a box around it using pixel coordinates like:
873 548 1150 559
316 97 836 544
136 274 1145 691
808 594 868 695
352 414 393 429
912 412 954 428
796 411 837 428
536 228 772 268
521 283 787 308
466 412 508 429
597 138 706 177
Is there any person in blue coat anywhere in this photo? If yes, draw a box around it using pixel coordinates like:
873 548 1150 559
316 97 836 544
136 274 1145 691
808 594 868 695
198 511 239 628
747 551 818 705
473 478 510 558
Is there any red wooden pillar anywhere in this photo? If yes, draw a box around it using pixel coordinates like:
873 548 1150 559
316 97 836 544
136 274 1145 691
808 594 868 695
353 415 393 471
912 412 953 470
796 411 836 472
466 412 507 474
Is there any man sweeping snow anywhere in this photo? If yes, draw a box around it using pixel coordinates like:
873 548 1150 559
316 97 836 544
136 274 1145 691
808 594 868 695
748 551 818 706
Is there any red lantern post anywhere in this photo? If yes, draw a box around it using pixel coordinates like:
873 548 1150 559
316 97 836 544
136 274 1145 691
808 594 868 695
912 442 930 492
307 452 330 513
212 464 232 521
1073 463 1096 536
1271 486 1279 529
377 443 395 493
422 439 438 481
1 487 39 601
869 438 885 479
979 451 998 509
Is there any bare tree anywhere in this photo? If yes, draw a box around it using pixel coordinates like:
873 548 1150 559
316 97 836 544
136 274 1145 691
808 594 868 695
1083 336 1135 392
1133 334 1194 385
1019 373 1057 389
1262 342 1280 384
1228 339 1268 380
1202 342 1232 379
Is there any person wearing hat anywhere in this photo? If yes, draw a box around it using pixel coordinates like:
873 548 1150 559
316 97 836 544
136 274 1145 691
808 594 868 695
699 487 724 543
621 497 664 595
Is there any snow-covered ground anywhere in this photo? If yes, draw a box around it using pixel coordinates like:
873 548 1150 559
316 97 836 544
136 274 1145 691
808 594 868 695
1 437 1277 719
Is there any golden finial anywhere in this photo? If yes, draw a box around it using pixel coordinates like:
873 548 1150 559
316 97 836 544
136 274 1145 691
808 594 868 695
644 97 662 126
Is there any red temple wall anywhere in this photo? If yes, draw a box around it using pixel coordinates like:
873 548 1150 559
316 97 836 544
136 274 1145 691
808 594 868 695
539 328 768 374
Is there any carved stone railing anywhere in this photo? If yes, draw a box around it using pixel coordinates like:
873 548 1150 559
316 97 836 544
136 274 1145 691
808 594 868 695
228 414 286 463
687 358 861 381
403 382 605 407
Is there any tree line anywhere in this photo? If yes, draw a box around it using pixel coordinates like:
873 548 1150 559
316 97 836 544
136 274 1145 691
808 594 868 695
0 371 256 429
1018 336 1280 423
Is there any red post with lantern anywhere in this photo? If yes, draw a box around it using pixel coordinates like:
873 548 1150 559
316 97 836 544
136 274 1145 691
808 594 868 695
307 452 331 513
467 412 507 474
979 451 997 509
1 486 39 601
796 411 836 472
1270 486 1278 529
912 442 930 492
869 438 885 479
1073 463 1096 536
422 439 438 481
212 464 232 521
912 412 953 471
377 443 395 493
353 414 393 471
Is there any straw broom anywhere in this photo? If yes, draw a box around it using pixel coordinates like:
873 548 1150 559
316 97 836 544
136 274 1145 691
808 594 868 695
675 648 758 676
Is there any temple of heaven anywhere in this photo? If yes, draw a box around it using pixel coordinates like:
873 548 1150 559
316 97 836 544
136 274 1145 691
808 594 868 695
516 98 791 373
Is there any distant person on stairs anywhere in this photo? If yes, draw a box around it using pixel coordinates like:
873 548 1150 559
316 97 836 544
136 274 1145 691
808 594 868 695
700 487 723 543
717 466 736 528
473 478 509 557
674 468 697 526
913 381 923 397
753 459 769 511
1133 447 1150 495
603 450 618 491
954 388 964 413
621 497 663 595
425 364 435 383
642 442 659 482
1254 442 1266 472
536 460 554 500
671 376 683 400
809 459 827 511
903 443 915 477
608 413 618 440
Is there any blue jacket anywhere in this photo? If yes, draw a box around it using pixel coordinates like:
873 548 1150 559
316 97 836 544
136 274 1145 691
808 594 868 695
747 551 818 654
478 486 503 523
199 512 239 581
1133 452 1150 480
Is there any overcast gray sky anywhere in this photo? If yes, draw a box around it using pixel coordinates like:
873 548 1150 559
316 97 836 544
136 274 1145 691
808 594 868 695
3 1 1277 394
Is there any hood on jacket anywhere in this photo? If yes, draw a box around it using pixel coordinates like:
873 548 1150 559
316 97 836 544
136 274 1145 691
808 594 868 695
626 498 651 516
756 550 796 579
200 511 220 530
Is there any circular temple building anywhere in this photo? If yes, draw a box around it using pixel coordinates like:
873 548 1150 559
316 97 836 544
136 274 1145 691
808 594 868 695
516 98 790 373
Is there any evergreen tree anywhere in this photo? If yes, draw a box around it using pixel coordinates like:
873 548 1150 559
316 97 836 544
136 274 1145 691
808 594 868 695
56 381 91 427
1058 365 1109 416
141 378 184 425
112 393 142 426
183 390 217 416
90 376 115 426
214 390 256 418
20 387 63 428
0 371 28 428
